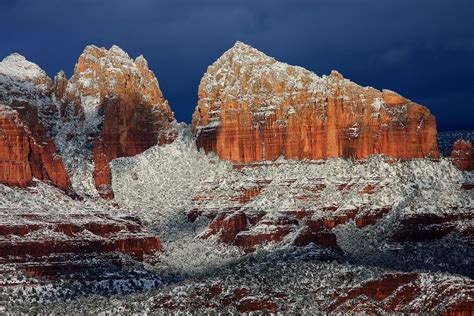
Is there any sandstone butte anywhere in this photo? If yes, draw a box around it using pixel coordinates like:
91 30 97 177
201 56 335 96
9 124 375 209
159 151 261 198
0 54 71 191
192 41 440 163
57 45 176 198
450 139 474 171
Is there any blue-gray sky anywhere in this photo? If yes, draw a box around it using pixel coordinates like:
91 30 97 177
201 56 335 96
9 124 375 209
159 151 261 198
1 0 473 131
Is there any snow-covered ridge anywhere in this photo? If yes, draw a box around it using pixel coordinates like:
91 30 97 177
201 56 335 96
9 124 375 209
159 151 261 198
201 41 377 102
111 124 471 240
197 41 326 125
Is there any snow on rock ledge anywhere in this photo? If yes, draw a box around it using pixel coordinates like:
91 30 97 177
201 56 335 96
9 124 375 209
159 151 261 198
0 104 71 191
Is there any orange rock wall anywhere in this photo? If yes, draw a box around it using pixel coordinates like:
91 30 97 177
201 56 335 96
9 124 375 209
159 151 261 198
0 212 162 277
0 108 33 186
450 139 474 171
0 103 71 190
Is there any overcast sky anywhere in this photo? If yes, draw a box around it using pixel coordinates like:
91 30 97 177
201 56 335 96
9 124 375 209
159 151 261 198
1 0 473 131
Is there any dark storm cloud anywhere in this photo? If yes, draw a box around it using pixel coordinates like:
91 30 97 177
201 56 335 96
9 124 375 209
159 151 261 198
0 0 473 130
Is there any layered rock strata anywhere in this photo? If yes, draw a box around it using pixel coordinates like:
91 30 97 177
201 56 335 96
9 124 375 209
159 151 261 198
0 209 162 277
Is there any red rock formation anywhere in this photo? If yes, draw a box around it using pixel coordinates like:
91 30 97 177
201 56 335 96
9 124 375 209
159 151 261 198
329 273 419 310
293 229 337 247
53 71 68 101
60 45 176 198
149 272 473 314
450 139 474 171
0 54 72 191
219 211 248 243
192 173 381 251
0 104 71 191
193 41 439 162
234 228 292 252
355 207 391 228
0 106 32 187
189 162 473 253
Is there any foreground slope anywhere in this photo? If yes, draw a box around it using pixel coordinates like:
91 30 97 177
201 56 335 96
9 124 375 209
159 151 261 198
111 127 473 275
1 126 472 314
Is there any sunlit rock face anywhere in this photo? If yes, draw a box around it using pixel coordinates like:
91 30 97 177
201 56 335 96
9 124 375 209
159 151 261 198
450 139 474 171
60 45 176 198
0 55 71 191
0 106 31 187
193 41 439 163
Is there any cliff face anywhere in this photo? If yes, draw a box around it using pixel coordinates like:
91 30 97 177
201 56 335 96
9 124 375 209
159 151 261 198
450 140 474 171
0 106 32 187
193 42 439 163
59 45 176 198
0 55 71 191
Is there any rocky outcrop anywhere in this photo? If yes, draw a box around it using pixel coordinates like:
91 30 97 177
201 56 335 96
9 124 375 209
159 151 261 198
0 210 162 277
53 70 68 101
0 55 71 191
450 139 474 171
59 45 176 198
0 106 33 187
0 53 58 132
190 172 385 251
193 41 439 162
392 212 474 243
188 159 472 255
148 270 474 314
